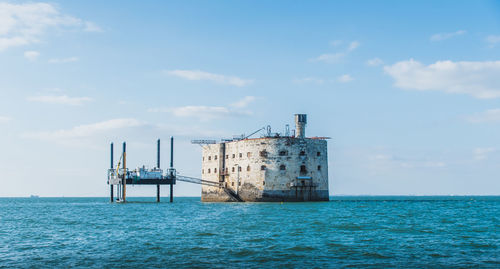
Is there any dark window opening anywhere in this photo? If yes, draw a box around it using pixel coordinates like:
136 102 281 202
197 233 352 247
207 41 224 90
261 165 266 171
214 168 217 173
232 167 235 172
232 154 235 158
280 164 286 170
232 182 234 186
208 156 211 161
239 153 242 158
260 150 268 157
214 155 217 160
317 152 321 156
246 165 251 171
299 151 306 156
300 165 307 174
238 166 242 172
279 150 288 156
263 181 265 185
317 165 321 171
208 168 211 173
226 155 229 159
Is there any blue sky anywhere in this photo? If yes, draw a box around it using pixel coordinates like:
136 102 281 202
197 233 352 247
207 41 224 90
1 1 500 197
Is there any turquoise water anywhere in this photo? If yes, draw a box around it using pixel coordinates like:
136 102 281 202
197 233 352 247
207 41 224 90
1 197 499 268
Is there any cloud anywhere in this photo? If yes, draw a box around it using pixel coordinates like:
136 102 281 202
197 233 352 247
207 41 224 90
337 74 353 83
310 52 345 63
430 30 466 41
23 118 145 141
48 57 79 63
366 57 384 66
348 41 360 51
165 70 253 87
0 116 11 123
474 148 495 160
384 59 500 99
24 50 39 61
292 77 325 84
149 96 255 121
230 96 256 108
311 40 359 63
27 95 92 106
486 35 500 48
84 21 102 32
466 109 500 123
0 2 101 51
329 40 342 47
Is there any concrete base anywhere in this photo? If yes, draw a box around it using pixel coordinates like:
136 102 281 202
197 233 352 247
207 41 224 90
201 188 329 202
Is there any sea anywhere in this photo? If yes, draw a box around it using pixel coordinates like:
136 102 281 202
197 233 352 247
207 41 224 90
0 196 499 268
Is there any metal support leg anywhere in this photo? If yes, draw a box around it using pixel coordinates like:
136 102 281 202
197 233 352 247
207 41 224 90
170 184 173 203
110 185 114 202
156 184 160 202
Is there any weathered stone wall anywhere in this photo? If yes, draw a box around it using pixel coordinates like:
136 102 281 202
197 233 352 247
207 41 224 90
201 137 329 202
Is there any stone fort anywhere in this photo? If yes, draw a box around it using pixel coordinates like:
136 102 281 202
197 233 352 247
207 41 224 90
201 114 329 202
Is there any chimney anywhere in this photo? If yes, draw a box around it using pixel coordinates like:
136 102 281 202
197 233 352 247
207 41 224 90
295 114 307 138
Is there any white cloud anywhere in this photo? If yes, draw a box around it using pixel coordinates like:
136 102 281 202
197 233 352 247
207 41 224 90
230 96 256 108
329 40 342 47
310 52 345 63
474 147 495 160
311 40 359 63
23 118 144 141
430 30 466 41
84 21 102 32
348 41 360 51
486 35 500 48
165 70 253 87
366 57 384 66
466 109 500 123
27 95 92 106
149 96 255 121
48 57 79 63
24 50 39 61
337 74 353 83
384 59 500 99
292 77 325 84
0 2 101 51
0 116 11 123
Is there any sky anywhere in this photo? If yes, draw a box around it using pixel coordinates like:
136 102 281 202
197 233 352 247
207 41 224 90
1 0 500 197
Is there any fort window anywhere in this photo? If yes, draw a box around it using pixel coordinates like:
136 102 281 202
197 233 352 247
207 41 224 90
280 164 286 170
317 165 321 171
239 182 241 186
226 155 229 159
238 166 242 172
225 168 228 173
261 165 266 171
208 168 211 173
208 156 211 161
260 150 268 157
202 169 204 174
214 155 217 160
300 165 307 174
214 168 217 173
232 182 234 186
317 152 321 156
232 167 235 172
203 157 205 161
232 154 235 158
239 153 242 158
299 151 306 156
246 165 251 171
247 152 251 157
279 150 288 156
263 181 265 185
